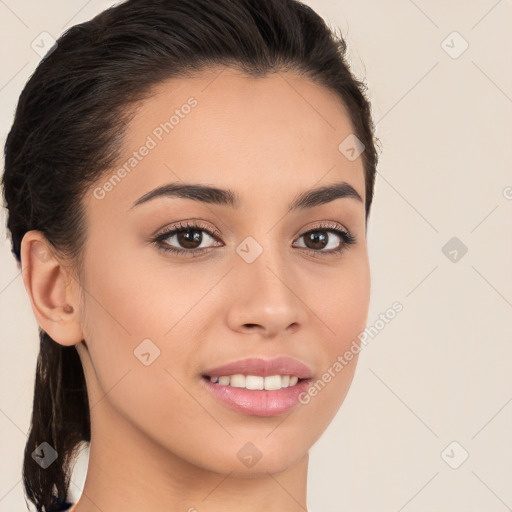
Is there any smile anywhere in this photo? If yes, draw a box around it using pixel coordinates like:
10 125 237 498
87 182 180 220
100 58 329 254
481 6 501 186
200 356 313 416
207 374 301 390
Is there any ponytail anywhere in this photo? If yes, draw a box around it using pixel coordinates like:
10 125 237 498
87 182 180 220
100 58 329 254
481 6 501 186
22 331 89 511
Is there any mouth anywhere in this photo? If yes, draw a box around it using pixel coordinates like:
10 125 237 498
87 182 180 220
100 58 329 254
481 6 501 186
201 374 308 390
200 356 313 417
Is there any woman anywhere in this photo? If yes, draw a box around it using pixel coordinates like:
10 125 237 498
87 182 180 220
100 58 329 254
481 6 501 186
2 0 378 510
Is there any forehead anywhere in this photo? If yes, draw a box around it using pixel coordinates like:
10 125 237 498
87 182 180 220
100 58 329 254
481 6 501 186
85 66 365 218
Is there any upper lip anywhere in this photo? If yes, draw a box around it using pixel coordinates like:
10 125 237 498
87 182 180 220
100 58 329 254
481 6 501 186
202 356 313 379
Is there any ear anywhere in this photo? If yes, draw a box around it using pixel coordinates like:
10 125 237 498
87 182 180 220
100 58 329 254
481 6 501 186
20 230 84 346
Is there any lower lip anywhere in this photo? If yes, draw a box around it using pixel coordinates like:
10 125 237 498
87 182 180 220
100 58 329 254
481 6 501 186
201 376 311 417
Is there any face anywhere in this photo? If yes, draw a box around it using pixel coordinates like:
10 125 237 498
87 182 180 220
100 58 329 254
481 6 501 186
75 66 370 476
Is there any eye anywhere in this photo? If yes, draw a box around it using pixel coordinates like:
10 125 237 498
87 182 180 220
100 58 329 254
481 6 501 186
293 221 356 258
152 220 356 258
153 221 222 257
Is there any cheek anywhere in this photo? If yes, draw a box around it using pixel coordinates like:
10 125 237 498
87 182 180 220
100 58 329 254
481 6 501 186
79 232 186 343
296 252 370 416
305 249 371 347
77 237 217 409
331 263 371 350
77 251 201 444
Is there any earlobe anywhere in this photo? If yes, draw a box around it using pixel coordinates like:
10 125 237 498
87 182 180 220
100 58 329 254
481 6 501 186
20 230 83 346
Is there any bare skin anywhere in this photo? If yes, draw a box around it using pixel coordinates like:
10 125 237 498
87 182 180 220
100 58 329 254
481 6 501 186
21 66 370 512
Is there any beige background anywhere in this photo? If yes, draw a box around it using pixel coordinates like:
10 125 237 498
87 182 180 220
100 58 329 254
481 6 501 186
1 1 511 511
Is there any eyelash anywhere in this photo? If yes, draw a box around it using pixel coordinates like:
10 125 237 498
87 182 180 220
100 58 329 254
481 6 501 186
152 220 356 259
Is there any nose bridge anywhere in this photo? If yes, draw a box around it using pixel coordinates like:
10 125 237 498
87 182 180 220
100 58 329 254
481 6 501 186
227 230 306 336
236 228 288 293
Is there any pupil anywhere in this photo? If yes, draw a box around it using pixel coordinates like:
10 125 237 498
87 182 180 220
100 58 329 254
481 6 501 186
178 229 202 248
307 231 327 250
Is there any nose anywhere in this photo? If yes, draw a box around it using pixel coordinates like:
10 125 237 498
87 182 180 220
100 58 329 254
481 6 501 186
225 247 308 339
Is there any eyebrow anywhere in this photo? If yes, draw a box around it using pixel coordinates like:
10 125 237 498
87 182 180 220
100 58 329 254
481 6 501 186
130 180 363 212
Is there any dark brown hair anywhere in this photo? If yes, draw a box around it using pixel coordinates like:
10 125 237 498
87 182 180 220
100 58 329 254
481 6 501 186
2 0 378 510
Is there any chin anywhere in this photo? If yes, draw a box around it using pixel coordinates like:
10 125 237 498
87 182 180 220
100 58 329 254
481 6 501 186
231 443 308 477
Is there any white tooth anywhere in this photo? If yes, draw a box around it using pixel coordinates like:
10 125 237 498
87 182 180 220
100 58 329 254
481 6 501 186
245 375 264 390
218 376 230 386
211 374 299 389
264 375 282 390
229 374 246 388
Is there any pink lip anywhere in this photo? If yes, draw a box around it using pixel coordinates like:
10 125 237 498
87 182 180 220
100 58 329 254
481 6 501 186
202 377 312 417
200 356 313 417
201 356 313 379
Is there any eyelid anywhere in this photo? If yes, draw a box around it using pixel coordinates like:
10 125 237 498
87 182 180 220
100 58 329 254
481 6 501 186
153 219 349 240
153 220 222 240
299 220 350 234
152 219 356 257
